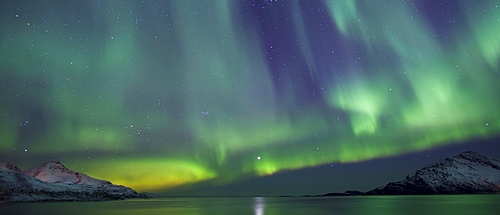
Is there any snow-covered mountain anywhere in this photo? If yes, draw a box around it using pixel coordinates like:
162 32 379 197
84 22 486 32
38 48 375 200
22 161 112 186
0 162 21 173
0 161 147 202
367 151 500 195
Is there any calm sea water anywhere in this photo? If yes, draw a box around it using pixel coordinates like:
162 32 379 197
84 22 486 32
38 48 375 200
1 195 499 215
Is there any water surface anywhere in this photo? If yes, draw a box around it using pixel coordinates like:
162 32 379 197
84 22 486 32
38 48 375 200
1 195 498 215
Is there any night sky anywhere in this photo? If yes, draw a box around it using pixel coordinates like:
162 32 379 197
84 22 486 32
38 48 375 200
1 0 499 196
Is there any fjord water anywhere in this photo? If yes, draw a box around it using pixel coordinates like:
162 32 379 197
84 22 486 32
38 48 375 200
2 195 499 215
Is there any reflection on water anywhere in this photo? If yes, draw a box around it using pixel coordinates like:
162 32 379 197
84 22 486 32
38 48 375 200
1 195 499 215
253 197 265 215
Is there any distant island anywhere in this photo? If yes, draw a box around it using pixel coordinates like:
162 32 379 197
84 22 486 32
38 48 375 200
301 151 500 197
0 160 148 202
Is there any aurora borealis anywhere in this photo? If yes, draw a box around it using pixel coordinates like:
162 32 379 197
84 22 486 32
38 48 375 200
1 0 499 195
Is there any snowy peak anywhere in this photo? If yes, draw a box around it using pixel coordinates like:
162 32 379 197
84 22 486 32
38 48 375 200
453 151 500 170
455 151 488 161
22 160 112 186
420 151 500 173
0 162 21 173
367 151 500 195
22 160 70 180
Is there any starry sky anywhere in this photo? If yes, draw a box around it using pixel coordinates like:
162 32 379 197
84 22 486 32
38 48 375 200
1 0 499 196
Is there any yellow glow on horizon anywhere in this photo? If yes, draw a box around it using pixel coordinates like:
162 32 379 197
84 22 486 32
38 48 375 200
74 158 216 192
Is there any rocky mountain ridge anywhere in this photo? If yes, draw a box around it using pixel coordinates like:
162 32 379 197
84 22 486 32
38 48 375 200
366 151 500 195
0 161 148 202
301 151 500 197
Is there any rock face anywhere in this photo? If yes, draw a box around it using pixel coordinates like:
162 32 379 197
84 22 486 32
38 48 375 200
0 162 21 173
367 151 500 195
0 161 148 202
